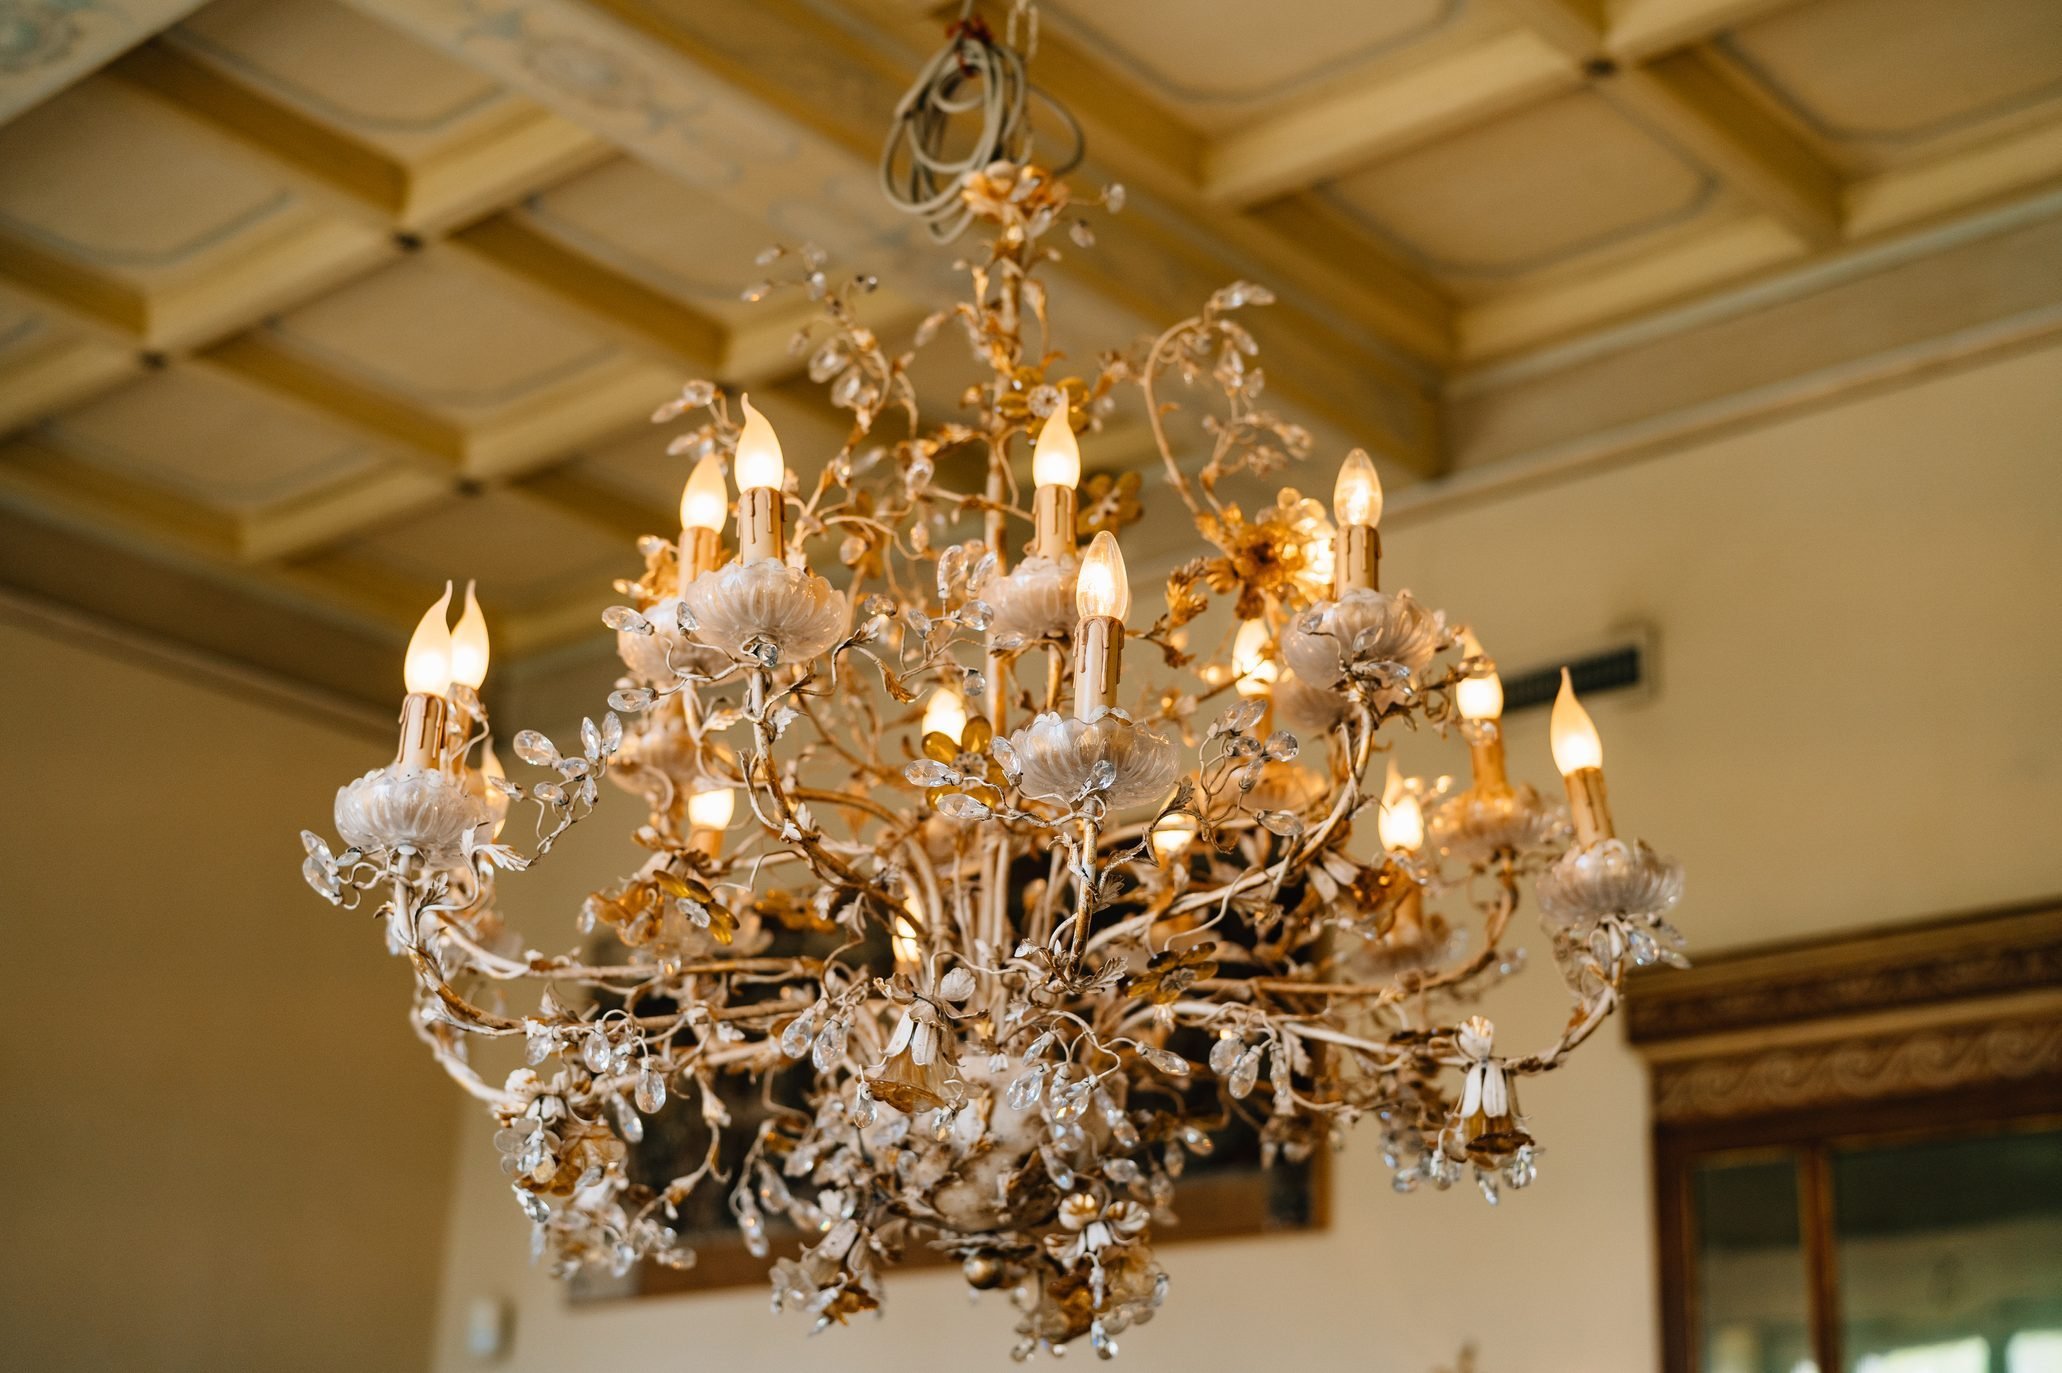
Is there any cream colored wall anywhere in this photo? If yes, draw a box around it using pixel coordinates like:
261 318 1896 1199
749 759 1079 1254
0 616 460 1372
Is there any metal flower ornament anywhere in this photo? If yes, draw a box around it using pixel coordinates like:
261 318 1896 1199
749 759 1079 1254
299 11 1686 1362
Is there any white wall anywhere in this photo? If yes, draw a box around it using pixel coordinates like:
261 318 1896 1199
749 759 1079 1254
112 341 2049 1373
0 616 462 1372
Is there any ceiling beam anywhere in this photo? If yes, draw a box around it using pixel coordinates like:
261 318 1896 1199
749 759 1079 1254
1201 31 1579 208
1485 0 1841 247
113 39 611 234
1604 0 1800 62
0 0 207 121
344 0 1448 473
0 335 140 435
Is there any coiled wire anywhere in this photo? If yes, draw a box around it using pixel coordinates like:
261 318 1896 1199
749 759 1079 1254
879 3 1084 242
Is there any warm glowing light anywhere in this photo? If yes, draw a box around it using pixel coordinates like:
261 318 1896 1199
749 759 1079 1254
733 393 786 492
1550 668 1604 776
1231 619 1278 697
1377 758 1424 853
1151 812 1198 864
480 741 508 839
686 786 737 832
450 580 490 690
1455 629 1503 722
1075 531 1131 622
922 686 967 741
1332 448 1382 528
679 454 728 531
893 896 924 967
1031 406 1081 489
403 583 453 696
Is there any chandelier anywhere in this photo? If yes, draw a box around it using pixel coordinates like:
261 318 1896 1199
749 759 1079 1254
299 11 1686 1362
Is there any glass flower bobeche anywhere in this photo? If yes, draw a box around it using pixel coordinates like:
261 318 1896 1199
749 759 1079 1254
299 155 1687 1360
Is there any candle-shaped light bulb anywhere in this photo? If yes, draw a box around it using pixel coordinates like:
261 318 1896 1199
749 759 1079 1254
480 741 508 839
1550 668 1604 776
679 454 728 531
893 895 924 968
1032 406 1081 489
1455 629 1503 722
403 583 454 696
449 580 490 691
1151 812 1199 864
1377 758 1424 854
1333 448 1383 529
1231 619 1278 697
1075 531 1130 622
922 686 967 741
733 394 785 492
686 785 736 832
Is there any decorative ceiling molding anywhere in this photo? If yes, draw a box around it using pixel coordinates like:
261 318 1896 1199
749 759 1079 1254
1628 899 2062 1123
0 0 2057 685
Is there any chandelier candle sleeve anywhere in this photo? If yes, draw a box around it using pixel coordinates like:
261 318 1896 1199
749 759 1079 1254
1332 449 1382 595
1551 668 1613 845
679 455 729 578
1456 629 1509 792
733 395 786 564
1031 406 1081 560
1073 531 1128 718
398 583 453 769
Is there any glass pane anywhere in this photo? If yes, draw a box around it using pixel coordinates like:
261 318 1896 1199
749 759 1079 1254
1695 1153 1819 1373
1833 1126 2062 1373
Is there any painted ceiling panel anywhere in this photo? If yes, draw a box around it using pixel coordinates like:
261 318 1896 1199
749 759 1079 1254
166 0 520 162
0 76 305 288
1714 0 2062 176
1042 0 1508 132
1318 90 1733 299
41 367 388 512
259 251 624 419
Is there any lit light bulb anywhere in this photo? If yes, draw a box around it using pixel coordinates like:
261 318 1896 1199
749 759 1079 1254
1550 668 1604 776
480 741 508 839
403 583 454 696
1075 531 1131 622
1031 406 1081 489
1151 812 1198 864
1231 619 1278 697
679 454 728 531
893 895 924 967
1455 629 1503 722
922 686 967 741
450 580 490 691
733 393 786 492
686 786 736 832
1333 448 1382 529
1377 758 1424 853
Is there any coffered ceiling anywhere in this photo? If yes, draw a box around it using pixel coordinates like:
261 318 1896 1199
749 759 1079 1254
2 0 2060 715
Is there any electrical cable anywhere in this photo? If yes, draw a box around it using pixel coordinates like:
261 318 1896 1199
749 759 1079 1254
879 3 1084 242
